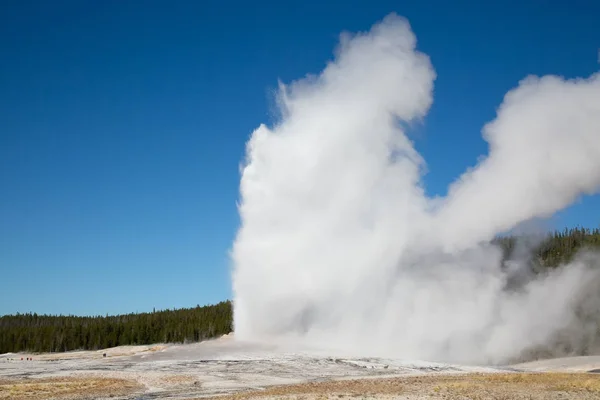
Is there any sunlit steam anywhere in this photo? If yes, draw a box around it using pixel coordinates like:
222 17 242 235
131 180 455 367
232 13 600 364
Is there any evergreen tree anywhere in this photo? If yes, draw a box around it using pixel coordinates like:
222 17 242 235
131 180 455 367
0 301 232 353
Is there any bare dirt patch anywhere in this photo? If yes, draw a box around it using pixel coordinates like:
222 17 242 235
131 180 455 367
203 372 600 400
159 374 199 385
0 376 142 400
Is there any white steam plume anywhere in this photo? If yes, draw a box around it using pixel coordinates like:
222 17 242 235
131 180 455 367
231 13 600 364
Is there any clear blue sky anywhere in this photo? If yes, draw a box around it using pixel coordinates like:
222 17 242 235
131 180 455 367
1 0 599 316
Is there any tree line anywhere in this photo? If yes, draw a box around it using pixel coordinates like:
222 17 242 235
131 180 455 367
2 227 600 354
0 300 232 354
495 227 600 269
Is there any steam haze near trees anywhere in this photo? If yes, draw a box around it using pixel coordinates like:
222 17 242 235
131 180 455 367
232 13 600 364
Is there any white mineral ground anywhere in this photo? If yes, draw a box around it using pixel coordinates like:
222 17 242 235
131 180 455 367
2 333 600 399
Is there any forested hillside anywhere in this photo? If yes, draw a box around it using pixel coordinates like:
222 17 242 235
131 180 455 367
2 227 600 354
0 301 232 354
495 227 600 268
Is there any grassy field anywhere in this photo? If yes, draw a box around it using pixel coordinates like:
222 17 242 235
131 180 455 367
202 372 600 400
2 372 600 399
0 376 141 400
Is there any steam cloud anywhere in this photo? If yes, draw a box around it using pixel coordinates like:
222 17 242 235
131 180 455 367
231 13 600 364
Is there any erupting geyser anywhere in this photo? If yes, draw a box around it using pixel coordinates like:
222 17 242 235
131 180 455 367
231 13 600 364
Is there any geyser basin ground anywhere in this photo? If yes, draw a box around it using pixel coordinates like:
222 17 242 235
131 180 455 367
2 336 600 399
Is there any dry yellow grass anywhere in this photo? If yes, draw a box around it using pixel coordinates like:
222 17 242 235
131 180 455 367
470 372 600 391
159 374 199 385
3 371 600 399
201 372 600 400
0 376 142 400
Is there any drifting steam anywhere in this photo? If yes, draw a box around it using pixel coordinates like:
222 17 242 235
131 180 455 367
232 13 600 364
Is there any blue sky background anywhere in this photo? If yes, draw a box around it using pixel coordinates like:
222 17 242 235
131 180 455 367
1 0 599 316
